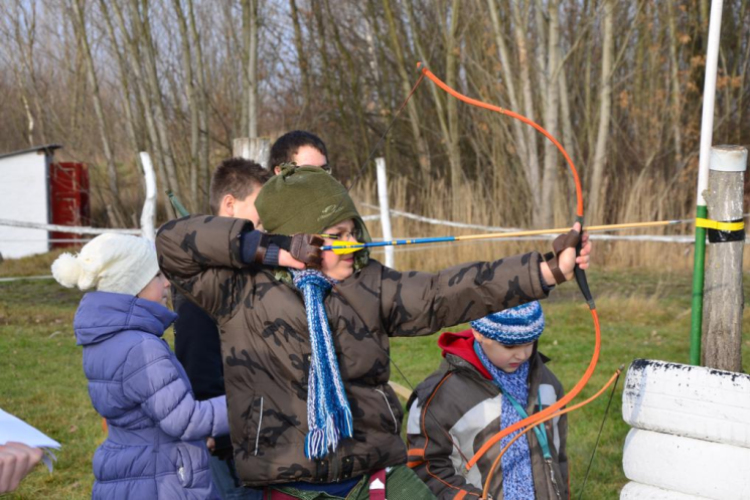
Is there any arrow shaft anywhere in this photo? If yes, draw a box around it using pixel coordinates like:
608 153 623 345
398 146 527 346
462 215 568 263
322 219 683 252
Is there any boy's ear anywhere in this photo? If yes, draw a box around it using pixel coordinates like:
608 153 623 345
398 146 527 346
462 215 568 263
471 329 483 342
219 194 236 217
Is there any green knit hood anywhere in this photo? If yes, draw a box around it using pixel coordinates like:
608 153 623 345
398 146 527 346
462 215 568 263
256 165 370 270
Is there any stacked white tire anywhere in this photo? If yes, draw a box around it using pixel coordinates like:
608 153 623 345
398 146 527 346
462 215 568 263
620 359 750 499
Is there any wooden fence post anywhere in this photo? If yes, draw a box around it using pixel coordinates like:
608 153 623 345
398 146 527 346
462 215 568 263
702 145 747 371
233 137 271 168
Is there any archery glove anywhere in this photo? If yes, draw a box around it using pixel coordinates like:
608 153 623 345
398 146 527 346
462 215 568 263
289 234 324 268
247 232 323 268
543 228 581 285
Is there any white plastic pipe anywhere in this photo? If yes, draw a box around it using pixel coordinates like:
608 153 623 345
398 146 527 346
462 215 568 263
139 152 157 241
696 0 725 206
375 157 394 268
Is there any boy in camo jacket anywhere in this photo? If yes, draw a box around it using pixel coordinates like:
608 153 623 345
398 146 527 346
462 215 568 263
155 166 590 499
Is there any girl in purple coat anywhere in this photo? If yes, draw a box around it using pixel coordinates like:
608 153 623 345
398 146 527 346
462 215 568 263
52 233 229 499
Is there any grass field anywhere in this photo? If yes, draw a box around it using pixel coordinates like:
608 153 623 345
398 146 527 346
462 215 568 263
2 253 750 499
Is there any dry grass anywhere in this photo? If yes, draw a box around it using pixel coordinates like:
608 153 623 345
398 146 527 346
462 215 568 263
352 174 750 273
3 168 748 277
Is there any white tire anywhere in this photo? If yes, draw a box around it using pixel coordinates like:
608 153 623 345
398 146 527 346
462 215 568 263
623 429 750 500
622 359 750 447
621 482 711 499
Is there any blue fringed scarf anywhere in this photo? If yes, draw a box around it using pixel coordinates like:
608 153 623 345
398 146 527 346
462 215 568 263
292 269 353 459
474 342 535 500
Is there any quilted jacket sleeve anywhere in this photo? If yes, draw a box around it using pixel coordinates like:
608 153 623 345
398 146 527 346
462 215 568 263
156 215 254 321
121 337 230 439
407 375 485 500
380 252 548 337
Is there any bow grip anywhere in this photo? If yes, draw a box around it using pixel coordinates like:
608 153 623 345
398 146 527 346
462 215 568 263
574 221 595 309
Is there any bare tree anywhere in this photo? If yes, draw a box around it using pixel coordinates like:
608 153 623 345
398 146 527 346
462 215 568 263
539 0 562 228
511 1 542 214
382 0 431 177
187 0 210 208
589 0 614 223
171 0 200 206
289 0 311 105
667 0 684 168
445 0 462 210
109 0 170 197
68 0 119 199
242 0 259 138
98 0 142 159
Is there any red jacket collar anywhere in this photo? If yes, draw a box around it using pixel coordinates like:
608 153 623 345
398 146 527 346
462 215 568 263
438 330 492 379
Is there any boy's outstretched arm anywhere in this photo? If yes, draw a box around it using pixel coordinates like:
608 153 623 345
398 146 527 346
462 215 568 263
380 224 589 337
381 250 548 338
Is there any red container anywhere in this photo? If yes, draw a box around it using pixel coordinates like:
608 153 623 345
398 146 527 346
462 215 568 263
50 162 90 248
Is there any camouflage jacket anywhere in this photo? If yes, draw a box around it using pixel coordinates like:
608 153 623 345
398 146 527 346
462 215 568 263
155 215 549 487
406 331 569 500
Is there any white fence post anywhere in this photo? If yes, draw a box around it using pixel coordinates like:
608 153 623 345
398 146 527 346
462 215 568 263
233 138 271 168
375 157 394 268
139 152 157 241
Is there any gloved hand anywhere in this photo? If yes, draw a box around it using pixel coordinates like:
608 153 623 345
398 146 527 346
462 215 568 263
540 222 591 285
288 234 323 268
248 232 323 269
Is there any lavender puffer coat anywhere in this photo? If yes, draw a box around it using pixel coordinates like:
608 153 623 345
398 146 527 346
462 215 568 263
74 292 229 499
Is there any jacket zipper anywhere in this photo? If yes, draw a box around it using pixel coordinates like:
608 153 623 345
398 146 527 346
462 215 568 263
331 447 340 481
546 458 562 500
375 388 399 433
254 397 264 456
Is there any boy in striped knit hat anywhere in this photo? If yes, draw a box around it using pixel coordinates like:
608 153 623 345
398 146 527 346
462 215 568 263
407 302 569 500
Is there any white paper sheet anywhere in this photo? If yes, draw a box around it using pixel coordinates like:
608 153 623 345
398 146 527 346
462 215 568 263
0 408 61 449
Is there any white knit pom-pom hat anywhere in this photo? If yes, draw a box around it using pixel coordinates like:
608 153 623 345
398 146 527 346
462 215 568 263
51 233 160 296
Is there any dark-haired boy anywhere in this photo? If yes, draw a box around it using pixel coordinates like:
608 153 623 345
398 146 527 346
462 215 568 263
173 158 273 499
269 130 329 174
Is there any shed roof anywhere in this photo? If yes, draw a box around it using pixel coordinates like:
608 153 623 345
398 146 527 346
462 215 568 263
0 144 62 161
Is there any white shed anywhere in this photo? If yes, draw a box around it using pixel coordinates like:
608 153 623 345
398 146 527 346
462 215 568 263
0 144 62 259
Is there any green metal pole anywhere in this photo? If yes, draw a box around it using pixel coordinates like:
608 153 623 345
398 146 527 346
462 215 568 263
167 190 190 217
690 205 708 365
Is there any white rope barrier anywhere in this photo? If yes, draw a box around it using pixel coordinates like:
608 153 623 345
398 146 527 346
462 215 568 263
0 275 54 283
0 219 141 236
360 202 523 231
359 205 750 247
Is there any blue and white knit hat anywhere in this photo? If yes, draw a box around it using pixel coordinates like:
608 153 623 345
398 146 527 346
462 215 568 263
470 301 545 345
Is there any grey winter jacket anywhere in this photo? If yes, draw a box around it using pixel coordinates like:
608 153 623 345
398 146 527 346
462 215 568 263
406 331 569 499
